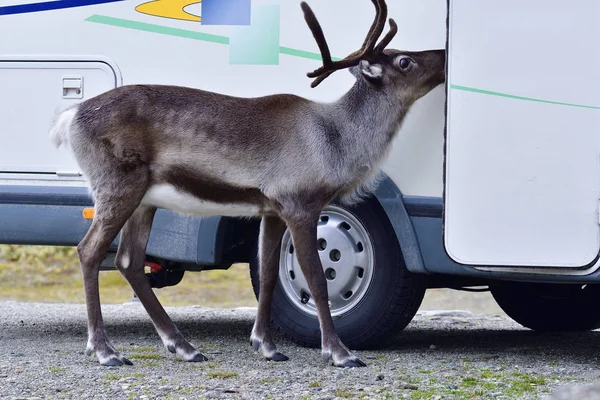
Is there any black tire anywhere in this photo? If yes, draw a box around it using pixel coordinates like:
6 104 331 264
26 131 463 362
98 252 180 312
490 282 600 332
249 196 426 350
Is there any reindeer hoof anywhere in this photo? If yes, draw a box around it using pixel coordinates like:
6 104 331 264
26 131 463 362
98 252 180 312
252 339 260 352
340 358 367 368
88 346 134 367
103 358 122 367
190 353 208 362
266 352 289 362
102 356 133 367
323 352 367 368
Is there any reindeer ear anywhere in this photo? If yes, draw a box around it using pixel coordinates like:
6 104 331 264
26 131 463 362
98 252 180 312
358 60 384 80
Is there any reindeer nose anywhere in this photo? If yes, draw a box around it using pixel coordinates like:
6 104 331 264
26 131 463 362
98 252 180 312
435 49 446 64
434 50 447 82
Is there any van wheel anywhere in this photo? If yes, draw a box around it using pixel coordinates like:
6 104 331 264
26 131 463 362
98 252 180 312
249 197 426 349
490 282 600 332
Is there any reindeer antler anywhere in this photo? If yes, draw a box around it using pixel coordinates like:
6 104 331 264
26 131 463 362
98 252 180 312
301 0 398 88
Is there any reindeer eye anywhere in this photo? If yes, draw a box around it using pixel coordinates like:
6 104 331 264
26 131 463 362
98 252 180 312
396 57 413 70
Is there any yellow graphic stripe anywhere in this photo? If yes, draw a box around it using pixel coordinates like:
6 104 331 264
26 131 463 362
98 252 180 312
135 0 201 22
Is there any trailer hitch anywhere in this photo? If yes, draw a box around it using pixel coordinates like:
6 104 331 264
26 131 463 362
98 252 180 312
144 261 185 289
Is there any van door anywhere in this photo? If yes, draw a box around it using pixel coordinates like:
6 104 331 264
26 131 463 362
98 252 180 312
444 0 600 269
0 58 120 177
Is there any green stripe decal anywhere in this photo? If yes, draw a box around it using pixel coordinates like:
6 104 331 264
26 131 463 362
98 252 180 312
86 15 229 44
279 46 342 62
451 84 600 110
85 14 338 62
280 46 323 61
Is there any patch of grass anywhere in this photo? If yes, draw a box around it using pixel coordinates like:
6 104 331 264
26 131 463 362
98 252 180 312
104 373 120 381
49 366 65 373
480 381 497 391
410 388 437 399
128 346 157 353
462 377 478 387
511 372 547 386
400 375 421 385
505 382 537 396
143 361 159 367
131 353 162 361
0 245 257 308
333 390 354 398
406 368 557 399
376 354 389 362
200 362 219 370
309 381 322 388
504 372 548 397
132 372 146 378
480 369 499 379
206 371 238 379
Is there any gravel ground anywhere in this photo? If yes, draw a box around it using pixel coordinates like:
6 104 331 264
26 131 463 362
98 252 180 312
1 300 600 400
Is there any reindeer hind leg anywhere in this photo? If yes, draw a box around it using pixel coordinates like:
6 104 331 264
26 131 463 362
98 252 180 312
114 205 207 362
77 161 150 366
79 199 146 366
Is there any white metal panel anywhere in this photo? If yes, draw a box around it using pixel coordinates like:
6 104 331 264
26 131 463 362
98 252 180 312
0 60 118 175
445 0 600 268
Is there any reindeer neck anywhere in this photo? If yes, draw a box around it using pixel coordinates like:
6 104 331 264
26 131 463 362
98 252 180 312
328 79 406 167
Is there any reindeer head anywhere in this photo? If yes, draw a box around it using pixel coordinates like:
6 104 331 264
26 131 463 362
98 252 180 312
301 0 445 106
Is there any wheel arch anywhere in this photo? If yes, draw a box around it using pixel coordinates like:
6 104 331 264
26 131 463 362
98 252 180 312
372 174 428 274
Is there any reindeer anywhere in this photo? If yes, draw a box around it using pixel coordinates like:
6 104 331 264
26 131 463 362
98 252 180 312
49 0 445 368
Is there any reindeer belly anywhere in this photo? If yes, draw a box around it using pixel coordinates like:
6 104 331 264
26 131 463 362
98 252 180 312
141 184 264 217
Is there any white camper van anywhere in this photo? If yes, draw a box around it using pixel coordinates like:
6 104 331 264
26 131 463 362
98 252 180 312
1 0 599 349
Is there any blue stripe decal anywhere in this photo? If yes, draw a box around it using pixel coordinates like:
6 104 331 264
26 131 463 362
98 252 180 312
0 0 123 16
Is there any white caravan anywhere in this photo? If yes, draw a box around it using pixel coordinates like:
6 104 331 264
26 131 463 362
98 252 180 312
0 0 598 349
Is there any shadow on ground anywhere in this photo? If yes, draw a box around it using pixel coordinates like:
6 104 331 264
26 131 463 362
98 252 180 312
5 305 598 368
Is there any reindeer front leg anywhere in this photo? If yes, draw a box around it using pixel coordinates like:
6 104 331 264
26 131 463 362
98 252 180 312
250 215 289 361
283 210 367 368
